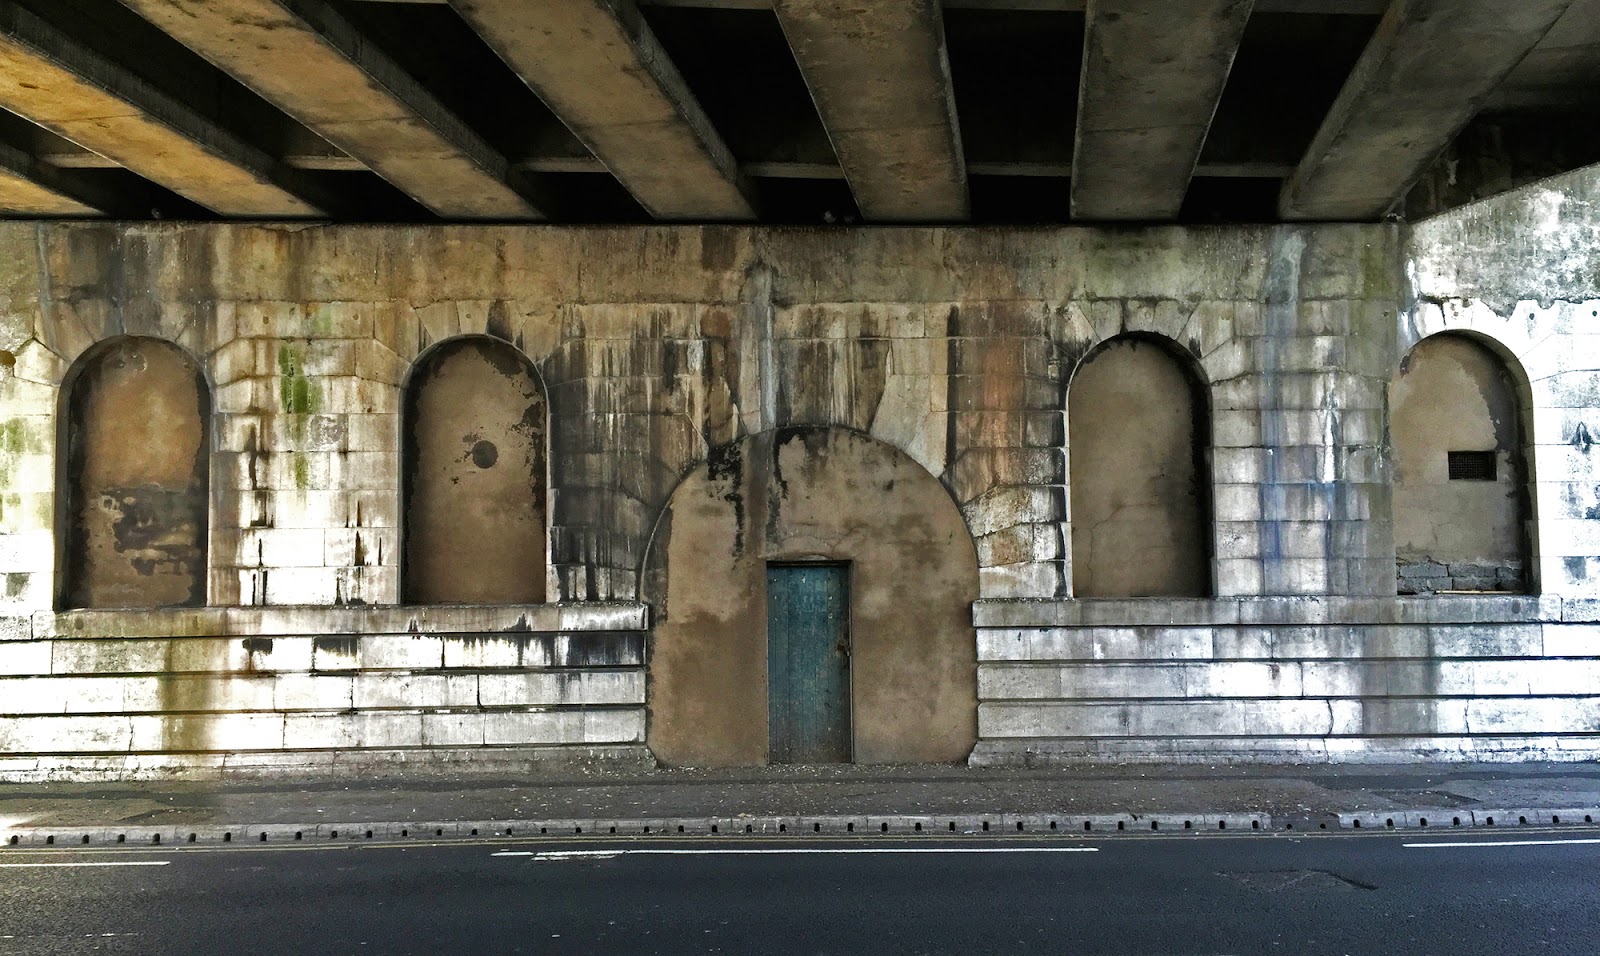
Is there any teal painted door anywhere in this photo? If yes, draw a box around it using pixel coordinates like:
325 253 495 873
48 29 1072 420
766 563 851 764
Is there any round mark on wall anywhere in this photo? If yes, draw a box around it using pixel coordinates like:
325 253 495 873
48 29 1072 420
0 349 13 369
471 440 499 469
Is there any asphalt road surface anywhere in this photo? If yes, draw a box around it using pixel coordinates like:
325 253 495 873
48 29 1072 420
2 830 1598 954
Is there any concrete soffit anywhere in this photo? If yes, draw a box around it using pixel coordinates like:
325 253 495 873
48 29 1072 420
447 0 757 221
114 0 542 220
774 0 970 222
0 2 321 217
1071 0 1253 222
1278 0 1577 222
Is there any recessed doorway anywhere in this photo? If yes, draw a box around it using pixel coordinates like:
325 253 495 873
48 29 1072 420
766 562 851 764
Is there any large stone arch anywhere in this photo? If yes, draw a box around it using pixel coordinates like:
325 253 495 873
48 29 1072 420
1391 331 1534 594
1067 333 1212 597
58 335 210 610
641 426 980 766
402 335 548 604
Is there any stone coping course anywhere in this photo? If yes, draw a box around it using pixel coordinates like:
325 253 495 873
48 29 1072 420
973 596 1594 627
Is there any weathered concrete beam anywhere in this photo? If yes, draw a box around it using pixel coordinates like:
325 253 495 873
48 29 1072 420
0 141 100 216
0 3 319 217
447 0 755 221
38 125 363 173
1072 0 1253 221
118 0 540 220
774 0 967 221
1279 0 1575 221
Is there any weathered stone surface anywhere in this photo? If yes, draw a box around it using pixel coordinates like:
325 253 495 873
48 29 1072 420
642 427 979 766
0 178 1591 774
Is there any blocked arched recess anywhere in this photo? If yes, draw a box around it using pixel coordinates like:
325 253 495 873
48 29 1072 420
1066 333 1213 598
56 335 211 610
401 335 549 604
1390 331 1536 595
640 426 981 767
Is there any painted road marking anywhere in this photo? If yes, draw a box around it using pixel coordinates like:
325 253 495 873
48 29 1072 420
1404 839 1600 849
493 847 1100 860
0 861 172 868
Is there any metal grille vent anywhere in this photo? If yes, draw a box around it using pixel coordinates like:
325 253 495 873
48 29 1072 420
1447 450 1497 481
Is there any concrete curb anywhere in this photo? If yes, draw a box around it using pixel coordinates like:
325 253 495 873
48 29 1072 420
6 806 1600 848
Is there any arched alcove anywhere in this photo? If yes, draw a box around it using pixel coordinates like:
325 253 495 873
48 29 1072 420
59 336 210 609
641 426 979 767
402 336 547 604
1068 334 1212 598
1391 333 1532 594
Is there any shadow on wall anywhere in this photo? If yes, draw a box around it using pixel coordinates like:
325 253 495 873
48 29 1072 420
58 336 209 610
1391 332 1532 594
641 426 979 767
403 336 548 604
1067 334 1212 598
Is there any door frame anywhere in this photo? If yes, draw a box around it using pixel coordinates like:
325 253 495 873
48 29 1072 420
765 559 855 764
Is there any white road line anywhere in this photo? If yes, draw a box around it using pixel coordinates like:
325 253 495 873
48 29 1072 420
1404 839 1600 849
493 847 1099 859
0 861 172 868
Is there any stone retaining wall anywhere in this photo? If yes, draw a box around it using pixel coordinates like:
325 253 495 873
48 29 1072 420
972 596 1600 764
0 604 649 780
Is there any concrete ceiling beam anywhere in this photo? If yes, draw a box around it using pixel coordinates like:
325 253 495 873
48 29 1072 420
1279 0 1576 221
448 0 754 221
0 141 103 216
117 0 540 220
1071 0 1253 221
0 2 319 217
774 0 968 221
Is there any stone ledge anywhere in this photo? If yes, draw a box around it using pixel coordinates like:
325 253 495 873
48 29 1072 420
968 735 1600 766
0 744 656 783
30 603 649 640
973 595 1570 628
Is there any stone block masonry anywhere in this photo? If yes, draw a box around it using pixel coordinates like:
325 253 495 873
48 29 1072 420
0 163 1596 774
0 605 649 781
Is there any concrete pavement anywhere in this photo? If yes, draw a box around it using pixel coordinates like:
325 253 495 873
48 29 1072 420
5 762 1600 846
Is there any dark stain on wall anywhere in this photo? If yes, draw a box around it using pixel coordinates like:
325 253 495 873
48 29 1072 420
61 336 209 609
403 336 547 604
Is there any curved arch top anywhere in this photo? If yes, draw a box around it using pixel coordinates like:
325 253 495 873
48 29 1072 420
641 426 979 767
1391 331 1534 595
402 335 548 604
1067 333 1213 598
58 335 211 610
